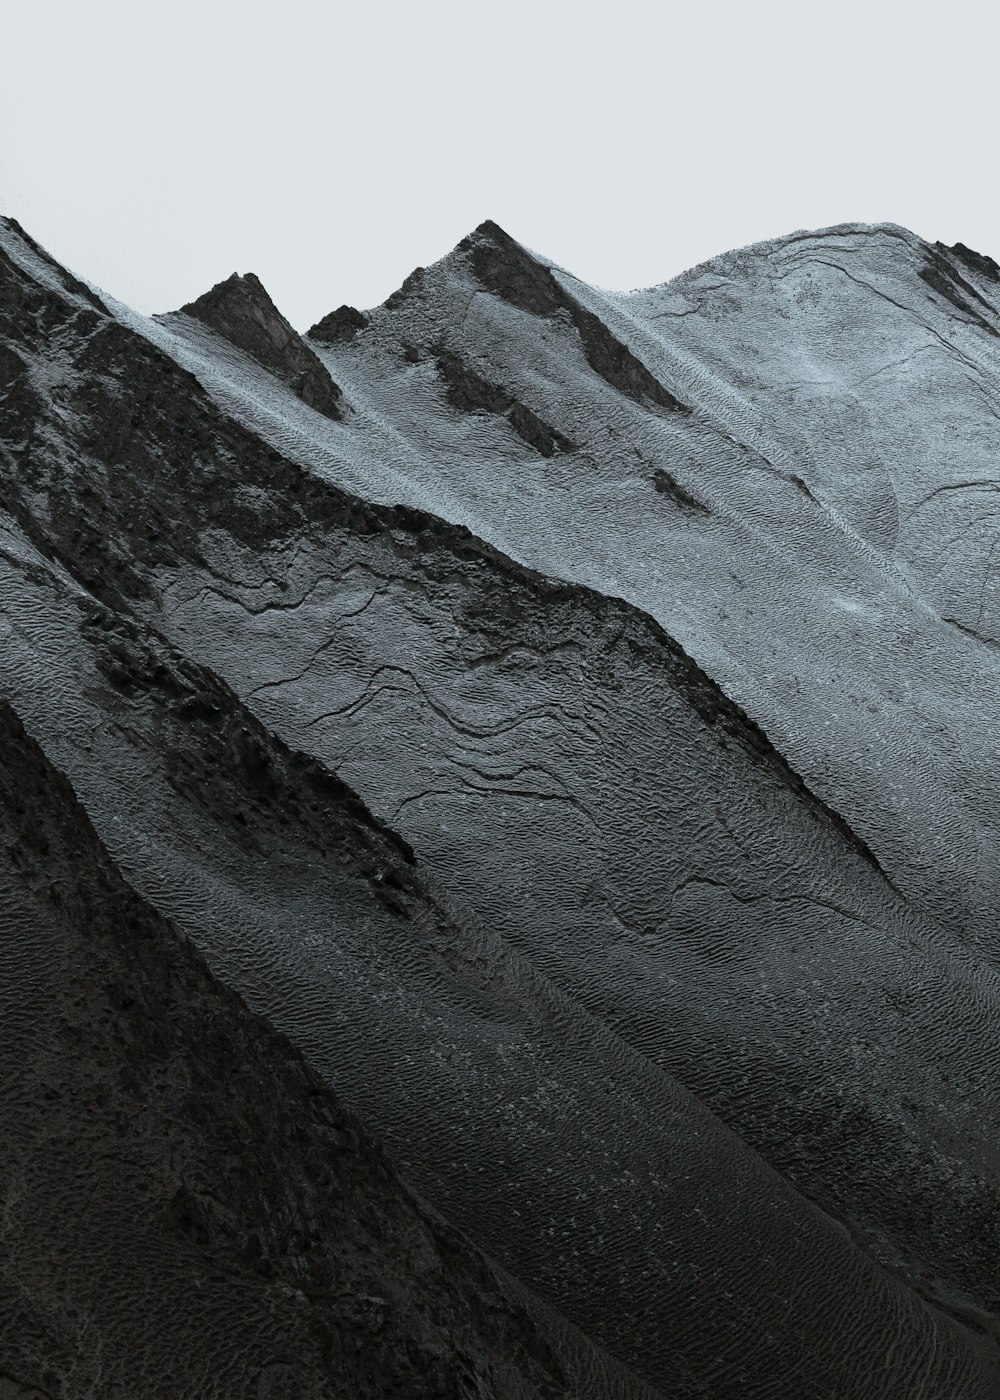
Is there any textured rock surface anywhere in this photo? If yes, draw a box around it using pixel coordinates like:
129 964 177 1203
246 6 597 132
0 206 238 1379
3 211 1000 1397
0 701 588 1400
309 303 370 344
176 270 342 419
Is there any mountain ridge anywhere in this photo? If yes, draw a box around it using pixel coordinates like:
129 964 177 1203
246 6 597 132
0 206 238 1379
3 211 1000 1396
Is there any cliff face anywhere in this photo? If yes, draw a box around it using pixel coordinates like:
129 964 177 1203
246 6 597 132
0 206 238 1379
3 212 1000 1398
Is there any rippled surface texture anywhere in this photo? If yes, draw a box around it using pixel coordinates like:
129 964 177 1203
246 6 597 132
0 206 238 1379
2 214 1000 1396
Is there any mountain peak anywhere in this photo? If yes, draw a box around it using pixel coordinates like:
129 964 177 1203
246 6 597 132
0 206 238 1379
308 302 370 344
178 271 343 420
456 219 561 318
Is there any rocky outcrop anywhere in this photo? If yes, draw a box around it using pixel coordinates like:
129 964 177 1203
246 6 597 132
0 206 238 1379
309 303 370 343
434 346 575 455
457 220 689 411
652 465 709 513
178 271 343 418
946 240 1000 282
919 245 999 334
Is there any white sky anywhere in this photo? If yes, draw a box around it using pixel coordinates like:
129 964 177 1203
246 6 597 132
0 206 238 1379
2 0 998 331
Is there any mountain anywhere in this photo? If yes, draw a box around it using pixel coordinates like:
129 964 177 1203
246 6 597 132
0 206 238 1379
2 210 1000 1397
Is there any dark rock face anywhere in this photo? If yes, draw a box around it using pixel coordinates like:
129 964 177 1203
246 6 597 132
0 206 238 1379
0 701 583 1400
919 246 999 334
4 212 1000 1398
457 220 689 411
435 347 575 455
309 303 370 343
947 240 1000 282
384 265 427 310
652 466 709 513
178 271 343 418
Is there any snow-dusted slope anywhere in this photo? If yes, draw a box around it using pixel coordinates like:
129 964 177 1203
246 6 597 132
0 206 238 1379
291 219 1000 952
80 214 1000 950
3 212 1000 1397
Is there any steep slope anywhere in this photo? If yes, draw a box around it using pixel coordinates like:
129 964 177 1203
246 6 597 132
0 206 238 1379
0 699 589 1400
244 217 1000 955
3 214 1000 1397
4 468 994 1398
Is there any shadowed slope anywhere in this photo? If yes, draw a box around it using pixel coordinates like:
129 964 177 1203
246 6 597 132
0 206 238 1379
0 699 586 1400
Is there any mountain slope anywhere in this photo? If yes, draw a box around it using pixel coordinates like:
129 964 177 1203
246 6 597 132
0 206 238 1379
3 213 1000 1396
174 215 1000 951
0 699 595 1400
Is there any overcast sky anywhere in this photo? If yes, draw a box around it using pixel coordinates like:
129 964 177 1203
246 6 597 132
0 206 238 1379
3 0 998 331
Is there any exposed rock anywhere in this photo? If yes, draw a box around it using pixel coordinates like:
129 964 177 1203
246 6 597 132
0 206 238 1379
435 347 575 455
458 220 689 411
458 218 564 318
652 466 709 513
0 700 583 1400
918 246 998 334
384 265 426 310
2 213 109 313
309 303 370 344
178 271 344 418
946 240 1000 282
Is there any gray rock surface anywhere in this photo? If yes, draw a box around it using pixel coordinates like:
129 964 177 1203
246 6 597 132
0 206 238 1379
3 211 1000 1397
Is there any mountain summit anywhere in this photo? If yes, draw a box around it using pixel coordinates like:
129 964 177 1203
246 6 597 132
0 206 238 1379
176 269 343 418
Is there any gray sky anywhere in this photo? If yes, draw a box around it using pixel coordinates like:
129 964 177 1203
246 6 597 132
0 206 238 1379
3 0 998 330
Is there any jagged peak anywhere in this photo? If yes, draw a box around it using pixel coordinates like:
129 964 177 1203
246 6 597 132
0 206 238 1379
450 220 688 413
945 240 1000 283
458 218 530 254
178 269 295 339
176 271 343 421
454 219 562 319
308 303 370 344
373 221 551 318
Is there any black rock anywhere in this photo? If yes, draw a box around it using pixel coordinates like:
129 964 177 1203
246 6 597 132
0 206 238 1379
179 271 344 418
0 700 583 1400
309 303 371 343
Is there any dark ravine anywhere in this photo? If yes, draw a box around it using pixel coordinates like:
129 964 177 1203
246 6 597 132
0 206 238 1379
4 211 1000 1398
